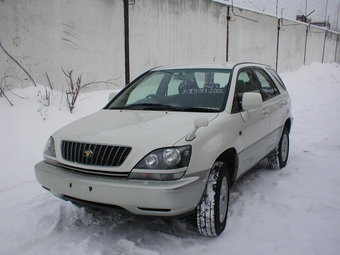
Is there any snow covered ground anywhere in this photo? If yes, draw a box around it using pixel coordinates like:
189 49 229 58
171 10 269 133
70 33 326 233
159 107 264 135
1 62 340 255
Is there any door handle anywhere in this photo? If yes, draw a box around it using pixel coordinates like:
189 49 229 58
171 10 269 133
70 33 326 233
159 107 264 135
280 100 287 106
262 109 269 116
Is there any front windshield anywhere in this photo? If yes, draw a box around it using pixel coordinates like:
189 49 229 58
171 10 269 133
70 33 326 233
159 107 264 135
106 68 232 112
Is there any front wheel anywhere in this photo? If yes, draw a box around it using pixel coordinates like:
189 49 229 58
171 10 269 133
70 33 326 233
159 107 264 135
196 161 230 237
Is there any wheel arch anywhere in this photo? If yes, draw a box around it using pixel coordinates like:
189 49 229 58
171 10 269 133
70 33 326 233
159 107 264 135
285 118 292 133
216 148 238 186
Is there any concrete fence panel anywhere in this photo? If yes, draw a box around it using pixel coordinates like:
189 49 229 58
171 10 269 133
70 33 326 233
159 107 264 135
277 19 307 73
129 0 228 80
336 35 340 63
228 7 277 69
1 0 339 91
0 0 125 91
305 26 325 66
323 31 338 63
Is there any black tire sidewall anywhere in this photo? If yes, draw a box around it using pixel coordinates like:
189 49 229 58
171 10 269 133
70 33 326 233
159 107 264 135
278 128 289 168
213 165 229 235
196 161 230 236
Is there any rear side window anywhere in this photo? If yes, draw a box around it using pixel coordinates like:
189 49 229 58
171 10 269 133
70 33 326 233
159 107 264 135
266 68 287 91
254 68 279 101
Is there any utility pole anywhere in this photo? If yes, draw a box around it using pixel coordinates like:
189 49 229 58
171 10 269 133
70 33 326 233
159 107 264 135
324 0 329 22
124 0 130 85
276 0 278 16
337 0 340 31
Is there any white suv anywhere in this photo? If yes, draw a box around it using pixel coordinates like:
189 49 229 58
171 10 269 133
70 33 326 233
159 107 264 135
35 62 292 236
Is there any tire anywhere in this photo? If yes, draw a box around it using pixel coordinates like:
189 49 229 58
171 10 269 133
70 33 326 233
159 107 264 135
196 161 230 237
278 127 289 168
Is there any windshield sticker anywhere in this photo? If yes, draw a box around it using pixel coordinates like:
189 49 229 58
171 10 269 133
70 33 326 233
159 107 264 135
181 88 224 95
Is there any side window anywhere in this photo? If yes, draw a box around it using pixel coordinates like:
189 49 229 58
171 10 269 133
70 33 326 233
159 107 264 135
232 68 259 113
254 68 279 101
266 68 287 91
237 69 259 93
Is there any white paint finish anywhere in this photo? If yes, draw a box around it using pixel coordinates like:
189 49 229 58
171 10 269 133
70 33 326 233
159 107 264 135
228 7 278 69
0 0 125 91
34 63 293 221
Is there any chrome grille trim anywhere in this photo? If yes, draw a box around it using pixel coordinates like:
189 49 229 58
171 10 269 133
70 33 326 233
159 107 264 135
60 163 130 178
61 140 131 167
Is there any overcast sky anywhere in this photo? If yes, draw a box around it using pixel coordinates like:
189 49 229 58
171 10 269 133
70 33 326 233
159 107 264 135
218 0 340 31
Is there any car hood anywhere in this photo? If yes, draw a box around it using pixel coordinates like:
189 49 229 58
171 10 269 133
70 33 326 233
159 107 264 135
53 109 219 168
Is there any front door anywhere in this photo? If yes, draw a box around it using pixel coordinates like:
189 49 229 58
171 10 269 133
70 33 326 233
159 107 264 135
233 68 271 175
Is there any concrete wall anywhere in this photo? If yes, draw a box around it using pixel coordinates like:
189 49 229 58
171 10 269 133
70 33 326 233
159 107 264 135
277 19 307 73
323 31 338 63
336 35 340 63
228 8 278 69
305 26 325 66
1 0 339 91
129 0 228 80
0 0 125 91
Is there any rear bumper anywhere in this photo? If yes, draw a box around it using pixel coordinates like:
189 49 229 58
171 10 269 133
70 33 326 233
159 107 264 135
35 161 209 216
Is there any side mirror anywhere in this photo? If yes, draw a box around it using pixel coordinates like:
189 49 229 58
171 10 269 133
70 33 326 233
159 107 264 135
194 117 209 127
186 117 209 141
108 92 118 102
242 92 262 110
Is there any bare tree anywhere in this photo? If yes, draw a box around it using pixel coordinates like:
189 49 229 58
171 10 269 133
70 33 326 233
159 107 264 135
62 69 81 113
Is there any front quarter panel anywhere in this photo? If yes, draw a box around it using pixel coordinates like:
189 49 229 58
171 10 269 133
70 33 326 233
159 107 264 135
182 112 241 176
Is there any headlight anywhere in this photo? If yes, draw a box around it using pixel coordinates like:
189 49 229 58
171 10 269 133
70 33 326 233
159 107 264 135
145 154 159 168
43 136 59 166
129 146 191 180
163 148 181 166
134 146 191 169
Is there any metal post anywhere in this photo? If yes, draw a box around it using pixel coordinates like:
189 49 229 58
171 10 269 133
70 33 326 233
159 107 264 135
226 6 230 62
303 25 309 65
322 30 327 63
276 0 278 16
276 18 280 71
124 0 130 85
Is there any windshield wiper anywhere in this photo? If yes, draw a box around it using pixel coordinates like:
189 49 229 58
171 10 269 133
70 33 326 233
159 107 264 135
113 103 177 110
111 104 219 112
172 106 219 112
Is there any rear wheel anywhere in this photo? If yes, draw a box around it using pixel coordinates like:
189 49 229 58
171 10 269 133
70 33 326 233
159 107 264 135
196 161 230 236
268 127 290 169
278 127 289 168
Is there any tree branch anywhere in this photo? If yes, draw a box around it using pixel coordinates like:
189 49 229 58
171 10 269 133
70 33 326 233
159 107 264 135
0 41 37 87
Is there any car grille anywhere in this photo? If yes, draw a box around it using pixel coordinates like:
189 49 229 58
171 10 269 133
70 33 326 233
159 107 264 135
59 163 130 178
61 140 132 167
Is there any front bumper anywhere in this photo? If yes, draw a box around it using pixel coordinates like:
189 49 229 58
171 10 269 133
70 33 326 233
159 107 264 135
35 161 209 216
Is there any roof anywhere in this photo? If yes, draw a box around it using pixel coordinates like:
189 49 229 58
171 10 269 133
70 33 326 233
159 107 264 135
152 62 269 71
